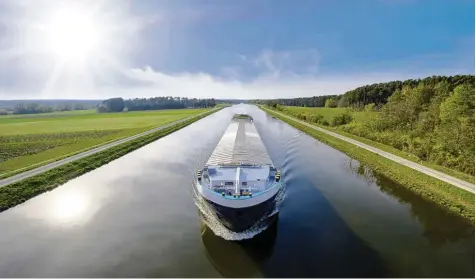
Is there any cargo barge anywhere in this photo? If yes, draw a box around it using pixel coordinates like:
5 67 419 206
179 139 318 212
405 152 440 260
194 114 284 236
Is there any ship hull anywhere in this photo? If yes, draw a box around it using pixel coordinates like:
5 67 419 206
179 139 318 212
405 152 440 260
200 193 279 233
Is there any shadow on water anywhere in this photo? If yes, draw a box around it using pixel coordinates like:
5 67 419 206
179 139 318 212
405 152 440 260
201 216 279 278
200 174 390 278
345 159 475 248
261 175 389 278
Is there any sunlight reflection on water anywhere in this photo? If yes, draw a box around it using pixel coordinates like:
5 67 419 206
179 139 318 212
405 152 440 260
49 190 90 225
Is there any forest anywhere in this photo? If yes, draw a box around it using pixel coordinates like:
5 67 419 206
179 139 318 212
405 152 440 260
4 102 94 115
253 75 474 108
98 97 216 112
264 75 475 176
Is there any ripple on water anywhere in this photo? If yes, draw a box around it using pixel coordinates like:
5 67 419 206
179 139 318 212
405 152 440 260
192 182 287 241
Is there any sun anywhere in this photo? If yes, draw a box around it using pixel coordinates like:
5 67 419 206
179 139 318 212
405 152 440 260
44 7 101 62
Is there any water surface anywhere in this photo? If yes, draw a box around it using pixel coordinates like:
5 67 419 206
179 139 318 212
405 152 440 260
0 105 473 277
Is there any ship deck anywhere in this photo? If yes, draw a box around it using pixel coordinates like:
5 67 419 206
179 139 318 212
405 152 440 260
205 116 272 166
199 116 277 197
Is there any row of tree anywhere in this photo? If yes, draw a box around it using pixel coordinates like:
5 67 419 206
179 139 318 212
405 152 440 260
343 75 474 107
253 95 338 108
351 81 475 175
97 97 217 113
252 75 474 108
266 78 475 175
9 102 94 115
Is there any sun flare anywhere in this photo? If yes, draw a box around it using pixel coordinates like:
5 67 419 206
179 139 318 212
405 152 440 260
1 0 140 98
44 7 102 62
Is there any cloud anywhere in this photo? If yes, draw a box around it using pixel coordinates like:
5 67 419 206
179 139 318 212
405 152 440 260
239 49 321 78
0 0 472 101
0 62 439 100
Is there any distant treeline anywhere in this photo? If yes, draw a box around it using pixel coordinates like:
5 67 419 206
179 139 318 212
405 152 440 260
0 99 100 115
265 75 475 175
215 99 249 104
0 102 96 115
252 75 475 108
97 97 216 113
253 95 339 108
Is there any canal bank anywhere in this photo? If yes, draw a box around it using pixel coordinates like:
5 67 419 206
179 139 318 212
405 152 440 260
261 106 474 222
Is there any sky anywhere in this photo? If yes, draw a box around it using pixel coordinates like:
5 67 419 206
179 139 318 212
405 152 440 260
0 0 474 100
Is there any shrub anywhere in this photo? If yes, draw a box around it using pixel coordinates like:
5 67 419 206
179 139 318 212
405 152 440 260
331 112 353 126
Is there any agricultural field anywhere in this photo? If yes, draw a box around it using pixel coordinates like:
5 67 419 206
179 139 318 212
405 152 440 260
0 108 208 176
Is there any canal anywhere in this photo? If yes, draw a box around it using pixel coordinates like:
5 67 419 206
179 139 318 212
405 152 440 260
0 104 473 277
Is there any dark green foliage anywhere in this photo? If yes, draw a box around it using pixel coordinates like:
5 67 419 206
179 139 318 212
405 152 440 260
251 75 474 108
343 75 474 107
253 95 338 107
13 103 54 114
10 101 95 114
100 97 126 112
0 99 100 110
124 97 216 111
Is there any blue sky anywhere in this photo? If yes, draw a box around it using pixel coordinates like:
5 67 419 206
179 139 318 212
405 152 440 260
0 0 474 99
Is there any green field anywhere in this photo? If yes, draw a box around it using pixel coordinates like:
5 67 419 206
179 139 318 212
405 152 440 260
0 108 220 212
0 108 208 176
278 106 474 183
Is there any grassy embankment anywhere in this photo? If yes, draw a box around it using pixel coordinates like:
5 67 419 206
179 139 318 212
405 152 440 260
282 106 474 184
0 108 208 179
0 108 220 212
262 106 474 222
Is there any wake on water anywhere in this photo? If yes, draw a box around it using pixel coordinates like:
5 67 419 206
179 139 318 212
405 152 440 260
192 182 287 241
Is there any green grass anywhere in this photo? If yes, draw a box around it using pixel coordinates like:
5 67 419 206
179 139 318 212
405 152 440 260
0 108 221 212
0 108 207 135
281 106 474 184
0 108 208 176
263 107 475 222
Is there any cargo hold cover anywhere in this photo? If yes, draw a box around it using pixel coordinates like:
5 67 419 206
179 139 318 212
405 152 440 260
206 119 273 166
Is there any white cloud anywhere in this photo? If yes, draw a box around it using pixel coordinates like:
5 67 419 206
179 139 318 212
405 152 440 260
0 0 472 101
0 63 436 100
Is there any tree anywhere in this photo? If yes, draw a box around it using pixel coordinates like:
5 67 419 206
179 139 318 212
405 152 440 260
338 96 349 107
101 97 125 112
325 98 338 108
439 84 474 123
